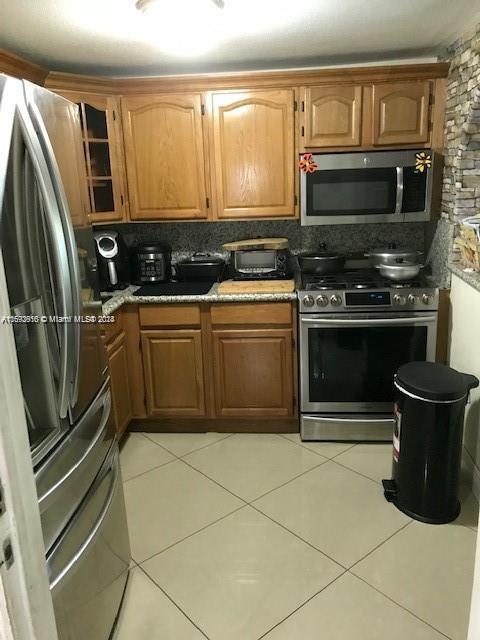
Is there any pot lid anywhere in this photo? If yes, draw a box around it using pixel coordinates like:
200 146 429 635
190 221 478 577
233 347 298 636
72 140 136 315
299 252 344 259
178 254 225 265
377 261 419 269
136 242 170 252
396 362 479 402
368 248 422 257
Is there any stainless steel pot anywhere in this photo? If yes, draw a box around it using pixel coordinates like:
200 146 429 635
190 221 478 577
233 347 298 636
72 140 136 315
366 248 423 267
376 262 423 281
298 252 345 275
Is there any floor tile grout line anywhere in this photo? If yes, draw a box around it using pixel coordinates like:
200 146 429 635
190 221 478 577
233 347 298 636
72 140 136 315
351 571 454 640
123 435 245 496
122 457 177 484
348 519 414 572
141 431 235 460
136 564 211 640
248 502 348 570
179 456 252 504
327 443 360 459
136 504 249 566
272 432 334 458
256 569 350 640
276 433 358 459
245 458 329 504
330 457 392 488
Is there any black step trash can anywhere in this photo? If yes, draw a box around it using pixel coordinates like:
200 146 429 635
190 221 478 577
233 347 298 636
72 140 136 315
382 361 479 524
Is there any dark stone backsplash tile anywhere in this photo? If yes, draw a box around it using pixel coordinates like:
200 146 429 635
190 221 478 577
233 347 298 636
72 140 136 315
99 220 427 259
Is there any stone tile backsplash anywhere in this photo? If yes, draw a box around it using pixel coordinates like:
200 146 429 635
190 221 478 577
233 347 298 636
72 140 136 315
102 220 427 262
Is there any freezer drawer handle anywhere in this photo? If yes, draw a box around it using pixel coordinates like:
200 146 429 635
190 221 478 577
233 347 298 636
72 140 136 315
38 388 111 504
49 449 119 591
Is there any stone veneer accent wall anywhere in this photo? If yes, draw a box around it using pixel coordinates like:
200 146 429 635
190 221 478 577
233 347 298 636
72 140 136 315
432 22 480 278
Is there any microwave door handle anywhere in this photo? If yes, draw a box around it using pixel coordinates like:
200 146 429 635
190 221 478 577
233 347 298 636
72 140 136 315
301 316 437 327
395 167 404 214
28 101 82 407
18 103 72 419
108 261 118 286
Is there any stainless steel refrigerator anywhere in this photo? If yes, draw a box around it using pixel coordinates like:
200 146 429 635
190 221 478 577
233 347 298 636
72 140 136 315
0 74 130 640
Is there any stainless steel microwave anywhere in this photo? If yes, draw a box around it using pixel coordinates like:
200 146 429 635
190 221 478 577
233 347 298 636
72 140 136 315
300 149 440 226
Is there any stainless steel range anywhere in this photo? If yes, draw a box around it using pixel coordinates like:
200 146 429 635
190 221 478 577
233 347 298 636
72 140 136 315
298 269 439 441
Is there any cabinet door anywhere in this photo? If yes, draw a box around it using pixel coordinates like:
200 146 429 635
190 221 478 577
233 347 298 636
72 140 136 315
122 94 208 221
59 92 127 223
107 330 132 438
211 89 295 219
304 85 362 147
141 330 206 416
372 81 431 146
212 329 293 417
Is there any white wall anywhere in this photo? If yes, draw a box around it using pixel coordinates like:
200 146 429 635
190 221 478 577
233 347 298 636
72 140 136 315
449 274 480 497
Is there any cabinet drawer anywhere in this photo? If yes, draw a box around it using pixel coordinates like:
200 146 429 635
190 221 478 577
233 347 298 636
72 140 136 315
139 304 201 327
211 303 292 326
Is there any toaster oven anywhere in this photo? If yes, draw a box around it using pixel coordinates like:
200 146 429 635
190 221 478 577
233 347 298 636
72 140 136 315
230 249 290 280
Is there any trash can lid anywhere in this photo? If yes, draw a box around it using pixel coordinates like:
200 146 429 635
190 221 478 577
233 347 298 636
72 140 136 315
396 362 479 402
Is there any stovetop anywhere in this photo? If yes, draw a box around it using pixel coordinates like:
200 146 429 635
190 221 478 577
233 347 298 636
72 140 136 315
298 269 438 313
302 269 429 291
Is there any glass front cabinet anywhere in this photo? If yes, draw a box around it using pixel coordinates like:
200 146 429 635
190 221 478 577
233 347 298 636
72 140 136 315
59 92 128 223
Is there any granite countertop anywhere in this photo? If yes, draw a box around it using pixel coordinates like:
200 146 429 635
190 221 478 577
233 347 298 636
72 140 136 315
101 283 298 315
449 263 480 293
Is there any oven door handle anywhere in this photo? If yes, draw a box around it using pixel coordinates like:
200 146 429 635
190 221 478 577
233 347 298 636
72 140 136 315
301 315 437 327
303 415 394 424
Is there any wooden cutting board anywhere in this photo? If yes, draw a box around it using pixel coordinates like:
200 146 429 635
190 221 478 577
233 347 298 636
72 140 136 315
222 237 289 251
218 279 295 294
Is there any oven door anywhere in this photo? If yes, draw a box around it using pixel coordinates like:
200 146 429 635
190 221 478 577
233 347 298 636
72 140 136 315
300 312 437 413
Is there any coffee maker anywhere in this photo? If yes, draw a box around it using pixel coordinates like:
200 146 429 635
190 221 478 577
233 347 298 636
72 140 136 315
93 231 129 290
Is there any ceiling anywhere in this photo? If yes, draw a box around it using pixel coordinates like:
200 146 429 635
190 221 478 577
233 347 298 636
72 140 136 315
1 0 480 77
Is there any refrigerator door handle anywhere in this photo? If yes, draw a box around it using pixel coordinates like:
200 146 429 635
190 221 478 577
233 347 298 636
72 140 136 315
17 100 73 419
27 100 82 408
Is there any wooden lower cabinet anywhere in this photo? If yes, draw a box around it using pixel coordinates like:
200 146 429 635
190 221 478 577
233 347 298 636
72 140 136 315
136 302 297 428
141 329 206 416
106 330 132 438
211 329 294 417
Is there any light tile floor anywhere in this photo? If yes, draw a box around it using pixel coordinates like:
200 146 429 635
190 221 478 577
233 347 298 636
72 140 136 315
114 432 479 640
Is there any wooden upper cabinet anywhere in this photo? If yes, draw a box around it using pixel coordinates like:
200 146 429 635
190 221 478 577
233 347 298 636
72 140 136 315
121 93 209 221
304 85 362 147
372 81 431 146
58 92 127 223
141 329 206 416
211 89 295 219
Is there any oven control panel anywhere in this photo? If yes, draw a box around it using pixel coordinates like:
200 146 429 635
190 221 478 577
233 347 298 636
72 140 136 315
345 291 391 306
300 288 438 312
